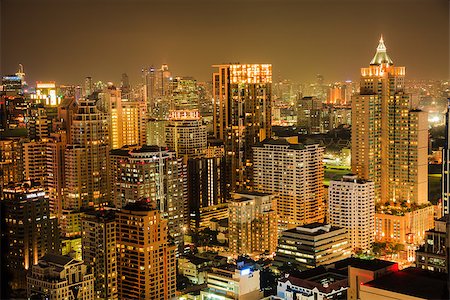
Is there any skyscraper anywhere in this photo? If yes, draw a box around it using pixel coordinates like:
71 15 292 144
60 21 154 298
116 201 176 300
442 99 450 215
171 76 199 110
212 63 272 191
253 138 324 229
328 174 375 251
228 192 277 256
351 37 428 205
62 96 109 238
110 145 186 247
2 181 60 291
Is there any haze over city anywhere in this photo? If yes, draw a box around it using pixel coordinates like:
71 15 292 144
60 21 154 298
1 0 449 84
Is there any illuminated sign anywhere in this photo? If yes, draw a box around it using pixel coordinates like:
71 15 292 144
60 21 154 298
240 268 250 276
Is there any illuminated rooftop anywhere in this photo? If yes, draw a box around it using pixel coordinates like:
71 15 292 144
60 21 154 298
370 35 394 66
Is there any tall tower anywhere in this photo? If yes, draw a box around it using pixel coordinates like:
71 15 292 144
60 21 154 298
116 201 176 300
62 96 109 237
212 64 272 192
352 36 428 204
110 145 186 248
442 99 450 215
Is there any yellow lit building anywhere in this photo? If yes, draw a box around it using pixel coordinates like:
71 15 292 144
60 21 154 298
212 64 272 192
116 201 176 300
32 81 62 106
228 192 277 256
352 37 428 205
352 37 433 251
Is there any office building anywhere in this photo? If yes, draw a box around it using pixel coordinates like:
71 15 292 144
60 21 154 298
27 254 94 300
212 63 272 191
62 96 109 237
351 37 428 205
82 209 118 299
116 201 176 300
2 181 60 291
27 104 49 140
228 192 277 256
165 109 207 161
415 215 449 273
253 138 324 229
275 223 351 270
442 98 450 215
110 145 186 247
328 174 375 251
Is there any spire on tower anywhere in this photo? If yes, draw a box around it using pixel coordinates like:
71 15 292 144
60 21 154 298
370 35 393 65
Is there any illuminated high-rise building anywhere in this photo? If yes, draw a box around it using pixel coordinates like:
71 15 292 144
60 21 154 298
165 109 207 161
82 210 118 299
228 192 277 256
328 174 375 251
100 86 147 149
116 201 176 300
62 96 109 237
0 137 24 186
146 119 167 146
45 132 66 218
27 104 49 140
351 37 428 205
187 139 227 230
212 64 272 191
23 140 47 186
2 181 60 292
253 138 324 229
171 76 199 110
142 64 173 118
297 96 323 134
442 99 450 215
32 82 61 107
110 145 186 247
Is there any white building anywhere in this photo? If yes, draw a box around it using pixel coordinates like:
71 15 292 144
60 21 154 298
328 174 375 251
253 138 325 230
201 262 263 300
27 254 94 300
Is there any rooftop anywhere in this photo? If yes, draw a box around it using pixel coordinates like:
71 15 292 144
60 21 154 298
370 36 394 66
332 257 397 272
363 267 448 299
284 223 344 236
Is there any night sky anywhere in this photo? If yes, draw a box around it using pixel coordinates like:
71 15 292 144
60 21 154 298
1 0 448 85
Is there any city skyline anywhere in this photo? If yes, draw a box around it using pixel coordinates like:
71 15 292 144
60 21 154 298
1 0 449 85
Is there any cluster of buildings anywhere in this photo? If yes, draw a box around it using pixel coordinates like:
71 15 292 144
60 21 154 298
0 37 449 300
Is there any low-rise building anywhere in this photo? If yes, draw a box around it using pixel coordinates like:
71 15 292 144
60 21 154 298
275 223 351 270
201 261 263 300
415 215 449 273
27 254 94 300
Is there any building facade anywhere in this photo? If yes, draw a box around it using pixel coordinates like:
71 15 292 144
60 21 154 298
275 223 351 270
328 174 375 251
212 63 272 192
82 210 118 299
110 145 186 247
228 192 277 256
27 254 94 300
253 138 324 229
2 182 60 291
116 202 176 300
351 37 428 205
